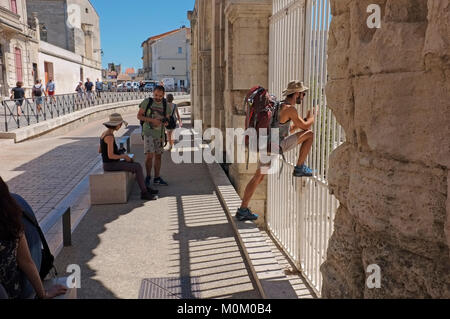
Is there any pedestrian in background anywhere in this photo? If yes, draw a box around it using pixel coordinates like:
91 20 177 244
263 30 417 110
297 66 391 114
75 81 84 105
11 82 25 116
32 80 46 114
46 79 56 104
166 94 183 150
95 78 103 98
84 78 94 102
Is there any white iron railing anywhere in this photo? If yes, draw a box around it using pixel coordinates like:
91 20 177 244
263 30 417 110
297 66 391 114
267 0 343 296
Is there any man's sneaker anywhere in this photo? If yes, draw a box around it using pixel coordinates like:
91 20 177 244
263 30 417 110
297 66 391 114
154 177 168 186
293 164 314 177
147 187 159 195
235 208 258 221
145 176 152 188
141 192 158 201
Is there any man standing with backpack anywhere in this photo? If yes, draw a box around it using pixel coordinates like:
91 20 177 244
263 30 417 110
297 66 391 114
32 80 46 114
137 85 170 187
236 81 316 221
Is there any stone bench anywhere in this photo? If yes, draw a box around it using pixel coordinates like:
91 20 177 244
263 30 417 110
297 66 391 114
90 169 135 205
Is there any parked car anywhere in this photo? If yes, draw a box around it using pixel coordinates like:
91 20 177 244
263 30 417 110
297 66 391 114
143 83 156 92
131 82 140 91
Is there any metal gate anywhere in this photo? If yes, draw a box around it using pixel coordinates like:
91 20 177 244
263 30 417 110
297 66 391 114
267 0 344 296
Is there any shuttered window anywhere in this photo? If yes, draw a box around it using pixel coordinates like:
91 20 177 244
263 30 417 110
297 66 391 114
10 0 18 14
15 47 23 82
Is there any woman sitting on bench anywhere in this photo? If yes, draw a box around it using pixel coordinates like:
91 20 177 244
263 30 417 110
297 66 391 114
0 177 68 299
99 113 158 201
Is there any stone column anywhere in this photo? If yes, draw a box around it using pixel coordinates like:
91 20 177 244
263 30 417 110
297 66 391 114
199 0 213 129
200 51 212 129
188 8 200 123
223 0 272 227
211 0 226 134
321 0 450 298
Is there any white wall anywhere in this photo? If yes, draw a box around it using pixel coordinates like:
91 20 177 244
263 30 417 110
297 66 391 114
151 28 190 87
38 41 101 95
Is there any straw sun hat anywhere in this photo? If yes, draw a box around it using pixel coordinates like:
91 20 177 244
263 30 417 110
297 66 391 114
103 113 128 128
282 80 309 97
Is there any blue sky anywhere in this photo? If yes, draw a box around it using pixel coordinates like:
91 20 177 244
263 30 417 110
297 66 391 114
90 0 195 71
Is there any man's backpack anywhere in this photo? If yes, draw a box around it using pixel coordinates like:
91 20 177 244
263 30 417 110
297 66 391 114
140 97 168 146
244 86 284 172
244 86 282 151
166 104 177 130
32 85 42 97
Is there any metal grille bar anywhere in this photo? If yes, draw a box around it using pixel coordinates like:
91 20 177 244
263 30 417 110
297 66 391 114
267 0 342 297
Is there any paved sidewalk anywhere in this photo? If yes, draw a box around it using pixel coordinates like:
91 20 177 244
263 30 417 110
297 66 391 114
0 112 139 222
54 127 261 299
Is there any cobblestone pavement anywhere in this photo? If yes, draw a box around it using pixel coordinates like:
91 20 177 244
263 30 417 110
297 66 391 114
0 112 139 222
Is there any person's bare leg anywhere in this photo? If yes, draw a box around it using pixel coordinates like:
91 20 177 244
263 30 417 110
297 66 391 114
154 154 162 178
145 153 154 177
168 131 174 147
240 169 266 209
295 131 314 167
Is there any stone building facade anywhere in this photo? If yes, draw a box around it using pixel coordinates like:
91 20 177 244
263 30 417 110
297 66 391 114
26 0 102 94
141 27 191 90
321 0 450 298
188 0 272 226
0 0 39 98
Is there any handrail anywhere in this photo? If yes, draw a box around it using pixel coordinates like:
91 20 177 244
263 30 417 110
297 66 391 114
1 91 190 133
40 207 72 247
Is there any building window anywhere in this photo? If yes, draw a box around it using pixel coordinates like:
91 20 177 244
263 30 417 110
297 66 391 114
178 47 182 54
14 48 23 82
40 24 48 42
171 66 175 71
10 0 17 14
85 8 89 13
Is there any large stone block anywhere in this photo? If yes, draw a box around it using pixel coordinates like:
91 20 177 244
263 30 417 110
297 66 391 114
326 79 355 143
348 22 426 76
90 171 135 205
324 0 450 299
359 227 450 298
385 0 428 23
328 142 353 206
321 205 365 298
348 152 448 258
447 170 450 261
330 0 352 16
352 71 450 167
327 11 351 80
423 0 450 71
347 0 428 76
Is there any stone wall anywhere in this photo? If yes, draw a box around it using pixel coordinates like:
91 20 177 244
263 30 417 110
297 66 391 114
321 0 450 298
